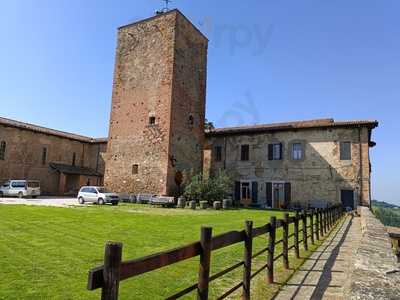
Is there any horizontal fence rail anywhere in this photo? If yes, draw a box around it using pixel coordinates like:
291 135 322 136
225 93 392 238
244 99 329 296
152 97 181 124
87 206 344 300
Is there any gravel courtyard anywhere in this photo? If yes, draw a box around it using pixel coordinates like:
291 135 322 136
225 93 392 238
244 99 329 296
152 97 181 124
0 196 80 207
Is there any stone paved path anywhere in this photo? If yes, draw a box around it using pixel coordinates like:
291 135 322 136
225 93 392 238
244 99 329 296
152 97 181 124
274 215 360 300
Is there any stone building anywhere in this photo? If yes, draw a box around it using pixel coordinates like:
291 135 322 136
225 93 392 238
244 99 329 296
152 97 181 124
204 119 378 209
104 9 208 196
0 117 106 195
0 9 379 208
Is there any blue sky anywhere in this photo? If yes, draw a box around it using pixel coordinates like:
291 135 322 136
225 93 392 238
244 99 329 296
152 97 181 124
0 0 399 204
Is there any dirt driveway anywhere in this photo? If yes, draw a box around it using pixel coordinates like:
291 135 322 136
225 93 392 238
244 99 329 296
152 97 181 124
0 196 80 207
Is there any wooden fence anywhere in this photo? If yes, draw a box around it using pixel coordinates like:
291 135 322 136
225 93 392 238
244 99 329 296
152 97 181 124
87 206 344 300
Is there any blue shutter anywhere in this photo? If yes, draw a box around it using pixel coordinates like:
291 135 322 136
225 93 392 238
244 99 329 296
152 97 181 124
252 182 258 204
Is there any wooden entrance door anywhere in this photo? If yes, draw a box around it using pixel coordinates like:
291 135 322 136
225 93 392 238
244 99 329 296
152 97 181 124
341 190 354 210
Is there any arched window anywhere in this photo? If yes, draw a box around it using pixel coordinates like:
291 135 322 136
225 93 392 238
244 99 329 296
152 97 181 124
0 141 6 160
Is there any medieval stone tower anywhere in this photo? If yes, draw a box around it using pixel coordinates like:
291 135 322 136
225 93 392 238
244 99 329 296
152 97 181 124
104 10 208 195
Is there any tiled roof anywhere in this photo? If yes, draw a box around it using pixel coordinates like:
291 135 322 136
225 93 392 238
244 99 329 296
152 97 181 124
0 116 107 143
206 118 379 136
49 162 102 177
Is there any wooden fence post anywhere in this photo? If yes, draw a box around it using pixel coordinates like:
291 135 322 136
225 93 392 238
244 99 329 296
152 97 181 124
294 211 300 259
315 210 320 241
283 213 289 269
302 210 308 251
324 209 328 233
101 242 123 300
310 210 315 245
197 227 212 300
242 221 253 300
319 209 324 237
267 216 276 284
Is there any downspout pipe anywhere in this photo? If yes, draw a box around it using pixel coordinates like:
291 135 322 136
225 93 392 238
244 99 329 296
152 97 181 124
358 127 364 207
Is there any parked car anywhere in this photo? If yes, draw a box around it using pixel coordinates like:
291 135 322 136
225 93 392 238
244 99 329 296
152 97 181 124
77 186 119 205
0 180 41 198
150 196 175 207
136 193 157 204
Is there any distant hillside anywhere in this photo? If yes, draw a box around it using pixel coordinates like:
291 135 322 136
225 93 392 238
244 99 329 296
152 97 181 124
372 200 399 209
372 200 400 227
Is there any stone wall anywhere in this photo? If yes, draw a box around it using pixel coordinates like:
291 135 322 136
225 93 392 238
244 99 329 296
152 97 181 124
104 10 207 195
206 126 372 207
345 206 400 299
0 123 106 194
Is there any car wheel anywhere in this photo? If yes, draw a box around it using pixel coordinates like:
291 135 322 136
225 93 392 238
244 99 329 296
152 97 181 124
98 198 105 205
18 192 24 199
78 197 85 204
0 191 3 198
112 201 118 206
32 196 37 199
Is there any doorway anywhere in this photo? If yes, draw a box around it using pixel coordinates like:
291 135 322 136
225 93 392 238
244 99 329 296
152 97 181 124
341 190 354 210
240 182 252 206
273 183 285 209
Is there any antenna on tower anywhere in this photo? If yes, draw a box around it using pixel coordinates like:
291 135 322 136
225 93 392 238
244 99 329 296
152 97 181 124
156 0 172 15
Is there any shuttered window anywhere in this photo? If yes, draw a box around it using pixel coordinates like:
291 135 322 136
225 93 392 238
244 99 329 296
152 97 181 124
215 146 222 162
0 141 6 160
268 143 283 160
241 144 249 161
42 147 47 165
340 142 351 160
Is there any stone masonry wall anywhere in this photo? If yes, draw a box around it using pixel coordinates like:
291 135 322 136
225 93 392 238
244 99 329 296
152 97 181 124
0 124 106 194
104 10 207 195
345 206 400 299
167 12 208 195
206 126 372 207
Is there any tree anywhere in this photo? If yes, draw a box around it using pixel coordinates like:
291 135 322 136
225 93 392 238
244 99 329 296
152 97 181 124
184 170 233 204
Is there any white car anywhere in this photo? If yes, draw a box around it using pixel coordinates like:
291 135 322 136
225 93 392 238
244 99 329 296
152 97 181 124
77 186 119 205
0 180 41 198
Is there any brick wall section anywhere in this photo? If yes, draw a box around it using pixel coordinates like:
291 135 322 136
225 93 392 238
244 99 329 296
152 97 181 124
104 10 207 195
206 126 374 207
0 124 106 194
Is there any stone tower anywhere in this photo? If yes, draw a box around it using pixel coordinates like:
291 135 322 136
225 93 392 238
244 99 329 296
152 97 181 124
104 10 208 195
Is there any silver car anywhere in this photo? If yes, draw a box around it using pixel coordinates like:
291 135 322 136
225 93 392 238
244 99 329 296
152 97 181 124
0 180 41 198
77 186 119 205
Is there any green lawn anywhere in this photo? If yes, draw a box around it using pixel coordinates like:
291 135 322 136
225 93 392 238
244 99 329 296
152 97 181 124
0 204 325 299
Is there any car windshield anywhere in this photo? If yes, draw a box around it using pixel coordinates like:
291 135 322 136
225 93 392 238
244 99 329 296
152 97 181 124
97 188 112 193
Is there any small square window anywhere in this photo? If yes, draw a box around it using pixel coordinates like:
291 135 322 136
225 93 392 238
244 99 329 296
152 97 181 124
132 164 139 175
149 116 156 125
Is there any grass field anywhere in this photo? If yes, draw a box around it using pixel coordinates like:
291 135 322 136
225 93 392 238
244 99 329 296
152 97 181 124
0 204 324 299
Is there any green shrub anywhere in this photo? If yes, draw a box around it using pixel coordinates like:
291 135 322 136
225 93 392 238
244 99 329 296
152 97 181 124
184 170 233 205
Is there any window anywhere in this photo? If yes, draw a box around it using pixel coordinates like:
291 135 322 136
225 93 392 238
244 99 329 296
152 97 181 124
292 143 303 160
188 115 194 126
340 142 351 160
241 182 251 201
11 181 26 188
149 116 156 125
0 141 6 160
72 152 76 166
268 143 283 160
215 146 222 162
132 164 139 175
42 147 47 165
241 144 249 161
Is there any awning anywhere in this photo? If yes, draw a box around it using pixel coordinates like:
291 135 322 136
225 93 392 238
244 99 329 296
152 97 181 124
49 162 103 177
